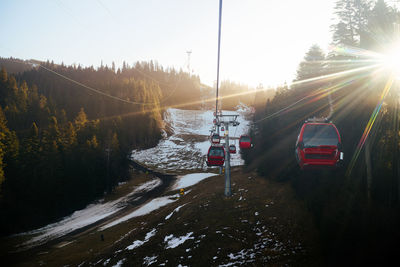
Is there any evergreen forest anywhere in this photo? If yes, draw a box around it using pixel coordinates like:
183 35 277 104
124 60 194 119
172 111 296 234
244 0 400 264
0 59 203 234
2 1 400 265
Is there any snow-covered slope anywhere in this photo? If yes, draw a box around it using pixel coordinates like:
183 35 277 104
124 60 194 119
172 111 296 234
16 171 220 248
131 107 252 173
16 179 162 248
12 107 252 250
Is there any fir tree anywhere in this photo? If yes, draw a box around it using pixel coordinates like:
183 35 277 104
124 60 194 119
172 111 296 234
331 0 372 46
295 44 326 81
0 107 7 187
74 108 88 131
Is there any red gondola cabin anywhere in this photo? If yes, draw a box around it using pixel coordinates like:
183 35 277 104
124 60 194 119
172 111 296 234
239 135 252 149
207 145 225 166
295 122 343 169
229 144 236 154
211 133 221 144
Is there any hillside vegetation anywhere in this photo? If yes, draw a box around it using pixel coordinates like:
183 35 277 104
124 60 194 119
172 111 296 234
3 168 321 266
244 0 400 264
0 59 202 235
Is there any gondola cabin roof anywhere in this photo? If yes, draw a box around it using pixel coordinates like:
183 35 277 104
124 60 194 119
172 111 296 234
298 122 341 143
295 122 342 169
239 135 252 149
207 145 225 166
211 133 221 144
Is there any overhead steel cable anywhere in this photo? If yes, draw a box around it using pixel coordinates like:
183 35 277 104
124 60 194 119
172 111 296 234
87 0 184 104
215 0 223 117
253 63 382 124
8 58 184 106
129 65 183 104
325 90 334 121
253 93 313 124
35 63 159 106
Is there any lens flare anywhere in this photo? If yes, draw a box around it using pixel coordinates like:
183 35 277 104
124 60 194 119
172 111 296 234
382 42 400 77
346 76 395 176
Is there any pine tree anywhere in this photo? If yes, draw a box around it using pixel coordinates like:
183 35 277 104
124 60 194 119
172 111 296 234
42 116 61 154
295 44 326 81
27 122 40 154
74 108 88 131
0 68 7 105
0 67 7 83
0 107 7 187
63 122 77 149
365 0 398 51
0 106 19 188
331 0 372 46
19 122 40 178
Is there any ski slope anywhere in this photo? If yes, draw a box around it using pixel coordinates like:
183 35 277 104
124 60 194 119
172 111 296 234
16 179 162 248
13 107 252 250
131 106 252 173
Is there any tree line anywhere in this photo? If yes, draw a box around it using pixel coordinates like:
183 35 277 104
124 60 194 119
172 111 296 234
244 0 400 264
0 58 201 235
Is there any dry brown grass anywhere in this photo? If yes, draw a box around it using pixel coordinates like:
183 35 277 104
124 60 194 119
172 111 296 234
5 168 322 266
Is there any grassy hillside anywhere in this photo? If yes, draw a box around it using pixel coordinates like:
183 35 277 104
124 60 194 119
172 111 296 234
3 168 322 266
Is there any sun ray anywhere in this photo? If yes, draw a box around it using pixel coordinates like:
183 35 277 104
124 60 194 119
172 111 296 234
330 44 383 59
289 63 382 88
346 75 395 176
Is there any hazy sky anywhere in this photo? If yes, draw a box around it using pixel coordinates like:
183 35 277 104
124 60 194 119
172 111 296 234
0 0 335 88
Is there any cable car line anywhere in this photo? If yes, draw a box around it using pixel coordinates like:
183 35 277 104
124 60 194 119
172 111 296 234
39 60 184 106
325 90 334 121
215 0 223 117
11 54 375 125
289 63 380 88
249 61 382 169
293 67 387 169
36 63 159 105
294 84 343 169
48 0 184 105
129 66 183 105
269 98 337 140
7 58 184 107
3 58 191 135
253 63 382 124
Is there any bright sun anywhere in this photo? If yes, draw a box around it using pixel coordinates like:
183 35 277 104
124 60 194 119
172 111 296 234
383 42 400 76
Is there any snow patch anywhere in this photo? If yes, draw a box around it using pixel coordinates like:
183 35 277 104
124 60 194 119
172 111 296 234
133 179 162 193
165 204 187 220
18 178 161 248
143 255 158 266
131 108 251 172
112 259 126 267
172 173 218 190
100 195 178 230
126 240 144 250
164 232 194 249
194 140 211 155
126 228 156 250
